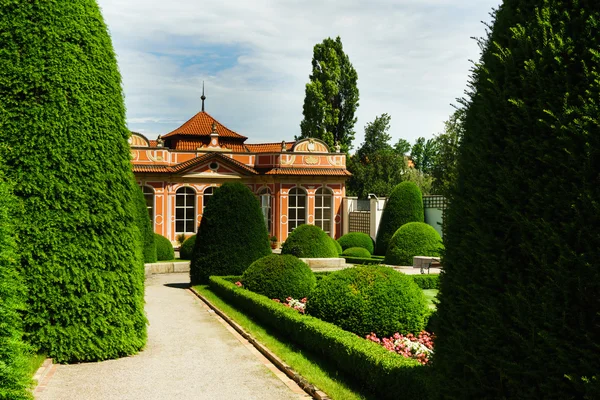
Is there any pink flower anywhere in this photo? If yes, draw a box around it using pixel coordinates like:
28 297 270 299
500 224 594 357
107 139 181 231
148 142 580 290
235 281 243 287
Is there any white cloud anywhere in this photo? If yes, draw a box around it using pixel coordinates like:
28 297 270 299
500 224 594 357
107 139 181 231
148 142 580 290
98 0 501 149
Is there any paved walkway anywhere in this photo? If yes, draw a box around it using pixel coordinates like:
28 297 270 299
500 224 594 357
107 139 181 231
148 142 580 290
35 273 306 400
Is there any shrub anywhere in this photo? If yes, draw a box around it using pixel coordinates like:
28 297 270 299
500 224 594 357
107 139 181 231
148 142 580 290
281 224 338 258
179 235 196 260
341 247 371 258
0 171 32 399
337 232 374 254
375 182 424 255
409 274 439 290
190 182 271 284
207 276 432 400
0 1 146 362
331 237 343 255
241 254 316 300
155 234 174 261
433 3 600 398
385 222 443 266
307 266 428 337
133 183 157 263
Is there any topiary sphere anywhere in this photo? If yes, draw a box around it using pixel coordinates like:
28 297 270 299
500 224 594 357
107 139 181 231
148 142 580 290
374 181 424 255
342 247 371 258
190 182 272 284
307 266 428 337
281 224 338 258
384 222 443 266
155 233 174 261
331 237 343 255
337 232 374 254
242 254 316 300
179 235 196 260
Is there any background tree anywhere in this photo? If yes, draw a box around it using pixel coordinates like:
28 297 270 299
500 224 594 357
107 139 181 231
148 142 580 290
393 138 411 155
430 108 465 197
409 136 439 174
0 0 146 362
434 1 600 398
298 36 359 153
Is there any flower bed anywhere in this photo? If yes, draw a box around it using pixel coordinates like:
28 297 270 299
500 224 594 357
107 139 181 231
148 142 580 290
208 275 432 400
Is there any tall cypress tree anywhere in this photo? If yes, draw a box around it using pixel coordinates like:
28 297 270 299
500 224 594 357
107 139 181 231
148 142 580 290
0 0 147 362
434 1 600 398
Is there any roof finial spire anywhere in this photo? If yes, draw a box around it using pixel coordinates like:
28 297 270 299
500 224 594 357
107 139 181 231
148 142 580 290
201 81 206 112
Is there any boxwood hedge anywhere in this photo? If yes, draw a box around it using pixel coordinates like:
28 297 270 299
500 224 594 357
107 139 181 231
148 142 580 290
179 235 196 260
155 234 174 261
281 224 338 258
337 232 374 254
385 222 444 266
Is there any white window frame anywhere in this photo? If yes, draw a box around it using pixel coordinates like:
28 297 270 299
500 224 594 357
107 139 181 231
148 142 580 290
315 187 333 236
175 187 196 234
288 187 306 234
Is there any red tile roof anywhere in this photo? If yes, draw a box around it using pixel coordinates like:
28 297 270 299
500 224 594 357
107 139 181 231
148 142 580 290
163 111 247 139
245 142 294 153
264 168 351 176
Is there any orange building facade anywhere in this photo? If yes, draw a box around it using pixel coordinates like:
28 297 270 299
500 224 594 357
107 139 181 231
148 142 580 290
129 106 351 245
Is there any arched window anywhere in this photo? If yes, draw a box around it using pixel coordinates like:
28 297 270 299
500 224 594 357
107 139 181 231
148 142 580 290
288 187 306 234
142 185 154 225
203 186 215 213
175 187 196 234
315 187 333 236
258 187 272 234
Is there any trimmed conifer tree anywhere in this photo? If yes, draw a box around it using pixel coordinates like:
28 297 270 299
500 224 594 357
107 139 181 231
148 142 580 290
133 182 157 264
434 2 600 398
374 181 424 255
0 167 32 399
0 0 147 362
190 182 272 284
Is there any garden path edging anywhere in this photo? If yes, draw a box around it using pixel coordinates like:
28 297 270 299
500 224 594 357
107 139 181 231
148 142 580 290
189 287 330 400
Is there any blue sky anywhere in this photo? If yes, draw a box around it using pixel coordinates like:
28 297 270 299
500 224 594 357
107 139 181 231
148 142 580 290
98 0 501 150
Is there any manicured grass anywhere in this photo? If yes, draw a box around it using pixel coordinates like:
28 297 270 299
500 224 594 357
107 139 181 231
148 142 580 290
423 289 438 310
27 353 47 378
193 285 369 400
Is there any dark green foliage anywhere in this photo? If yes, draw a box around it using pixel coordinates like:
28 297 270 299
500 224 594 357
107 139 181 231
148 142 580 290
179 235 196 260
385 222 443 266
409 274 439 290
0 173 32 399
375 182 424 255
431 109 464 197
410 137 439 174
281 224 338 258
297 36 359 153
341 247 371 258
154 234 174 261
190 182 271 284
337 232 374 253
0 0 146 362
307 266 428 337
207 276 432 400
241 255 316 300
331 237 343 255
434 2 600 399
133 183 156 264
341 256 382 265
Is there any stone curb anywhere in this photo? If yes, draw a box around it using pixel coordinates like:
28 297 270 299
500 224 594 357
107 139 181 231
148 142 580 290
32 357 57 394
188 287 331 400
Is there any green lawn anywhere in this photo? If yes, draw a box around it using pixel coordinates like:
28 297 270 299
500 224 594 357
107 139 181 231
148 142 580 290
423 289 439 309
27 353 46 378
193 285 371 400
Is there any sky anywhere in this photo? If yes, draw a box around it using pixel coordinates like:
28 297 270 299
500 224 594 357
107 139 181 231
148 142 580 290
97 0 501 151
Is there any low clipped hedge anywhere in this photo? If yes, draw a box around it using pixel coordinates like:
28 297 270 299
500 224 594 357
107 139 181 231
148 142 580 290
342 256 383 265
281 224 338 258
179 235 196 260
341 247 371 258
154 233 174 261
337 232 374 254
207 276 432 400
410 274 439 290
307 266 429 337
241 255 316 300
385 222 444 266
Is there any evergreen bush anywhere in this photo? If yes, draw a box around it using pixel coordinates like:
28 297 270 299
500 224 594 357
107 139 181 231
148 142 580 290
155 234 174 261
179 235 196 260
331 236 343 255
241 254 316 300
374 182 424 255
0 0 146 362
341 247 371 258
337 232 374 254
0 171 32 399
434 2 600 398
133 183 157 263
307 266 428 337
385 222 443 266
190 182 272 284
281 224 338 258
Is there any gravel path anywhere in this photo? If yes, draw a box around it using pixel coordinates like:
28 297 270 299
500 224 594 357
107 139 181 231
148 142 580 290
35 273 305 400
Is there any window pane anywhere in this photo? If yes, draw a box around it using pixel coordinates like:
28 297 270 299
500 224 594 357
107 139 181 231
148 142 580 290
289 194 296 207
323 221 331 233
176 195 184 206
324 195 332 208
185 220 194 233
176 208 184 219
316 209 322 220
289 208 296 220
185 207 194 219
176 221 184 233
186 194 194 205
298 194 306 207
